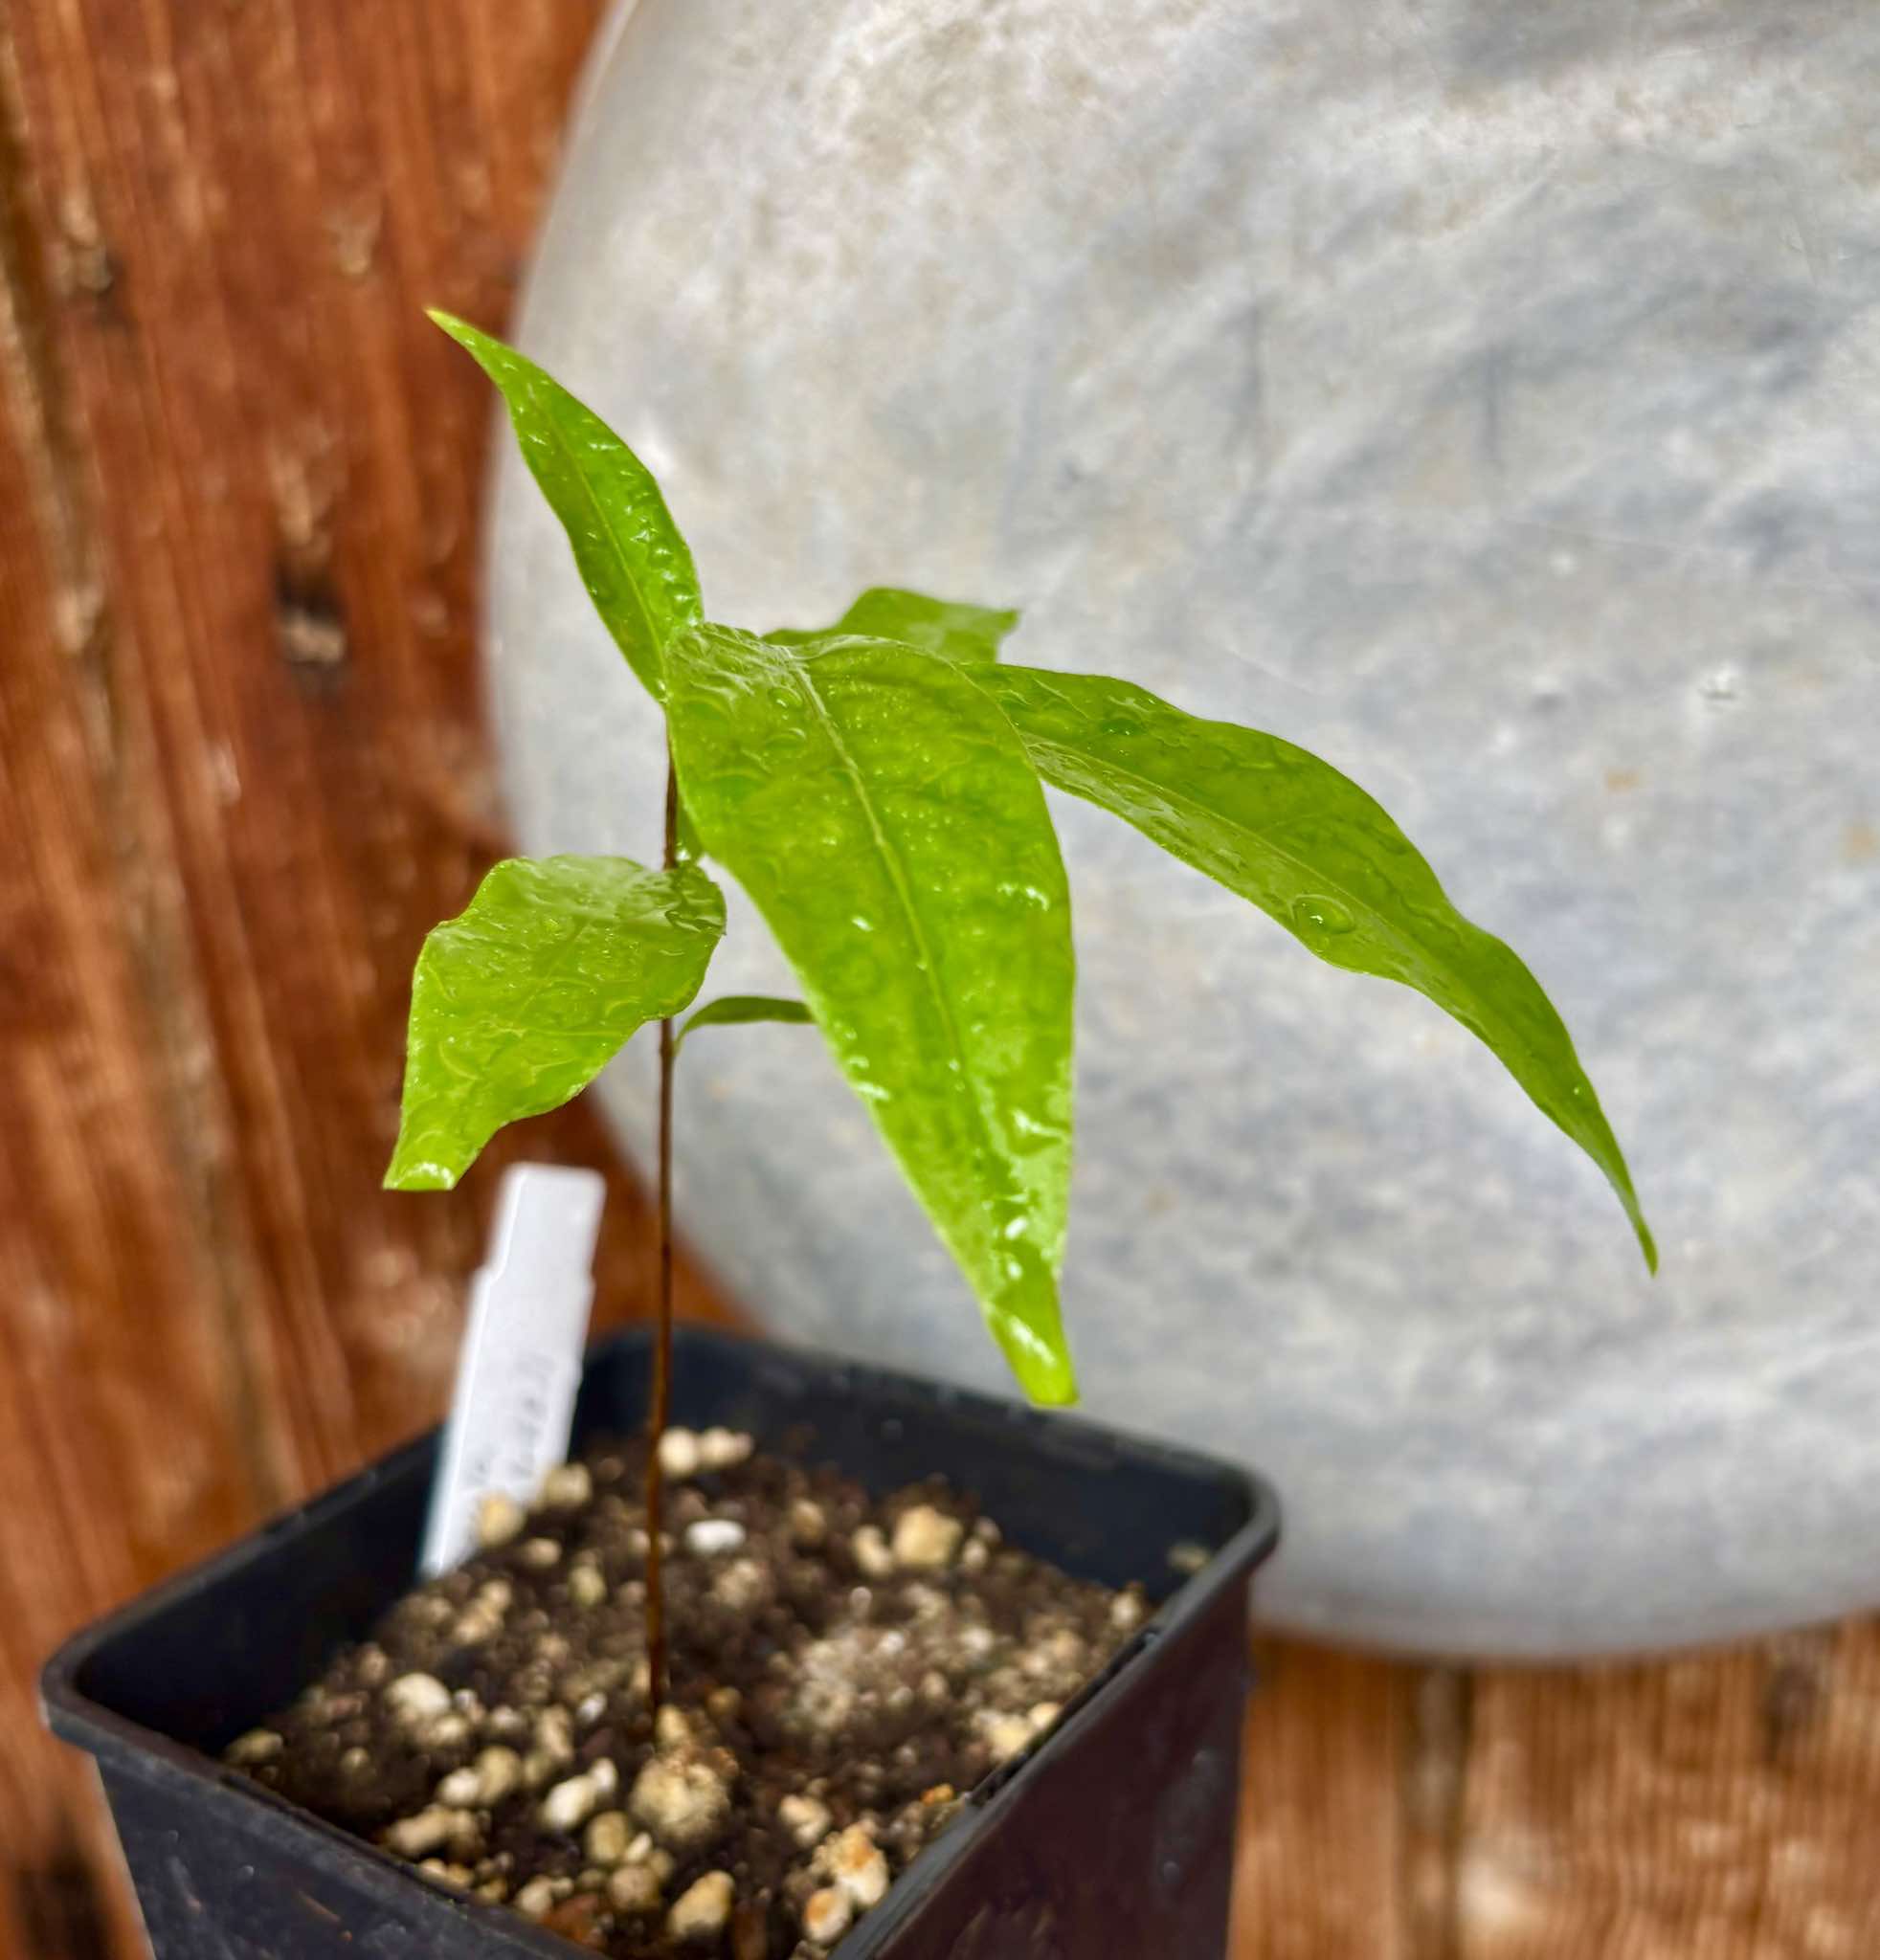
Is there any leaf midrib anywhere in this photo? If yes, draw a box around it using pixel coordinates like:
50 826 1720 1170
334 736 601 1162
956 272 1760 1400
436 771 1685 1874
526 374 694 699
791 657 995 1208
1028 718 1645 1245
1022 726 1548 1078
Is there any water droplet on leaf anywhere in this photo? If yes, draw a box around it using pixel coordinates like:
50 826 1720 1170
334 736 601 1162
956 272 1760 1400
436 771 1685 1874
1290 894 1356 936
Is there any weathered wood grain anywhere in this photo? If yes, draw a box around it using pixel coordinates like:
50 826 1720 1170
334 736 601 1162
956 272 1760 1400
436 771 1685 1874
1235 1640 1417 1958
1229 1625 1880 1959
4 6 1878 1960
0 2 701 1949
1458 1628 1880 1959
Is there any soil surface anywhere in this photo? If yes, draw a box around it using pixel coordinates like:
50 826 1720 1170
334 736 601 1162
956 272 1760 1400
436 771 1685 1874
230 1430 1148 1956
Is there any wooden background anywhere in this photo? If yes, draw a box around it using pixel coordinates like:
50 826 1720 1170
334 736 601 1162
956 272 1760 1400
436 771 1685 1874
0 4 1873 1955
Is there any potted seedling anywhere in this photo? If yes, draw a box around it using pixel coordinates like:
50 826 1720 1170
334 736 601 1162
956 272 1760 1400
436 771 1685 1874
43 315 1652 1960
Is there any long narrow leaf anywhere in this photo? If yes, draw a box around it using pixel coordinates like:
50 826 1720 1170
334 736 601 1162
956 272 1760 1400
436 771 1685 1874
666 625 1079 1402
674 995 813 1055
972 663 1655 1269
430 311 701 701
768 587 1019 665
386 857 726 1191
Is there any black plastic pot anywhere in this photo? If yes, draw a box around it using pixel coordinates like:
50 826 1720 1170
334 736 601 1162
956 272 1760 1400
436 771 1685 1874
44 1325 1279 1959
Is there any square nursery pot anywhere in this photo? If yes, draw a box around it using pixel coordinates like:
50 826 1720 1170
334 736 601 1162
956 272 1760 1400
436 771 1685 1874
43 1325 1280 1960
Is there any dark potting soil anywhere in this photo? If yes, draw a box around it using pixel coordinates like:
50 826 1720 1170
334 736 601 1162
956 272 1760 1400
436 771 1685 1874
228 1428 1150 1957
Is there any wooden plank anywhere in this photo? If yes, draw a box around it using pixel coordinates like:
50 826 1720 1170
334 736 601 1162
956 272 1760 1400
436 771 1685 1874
0 3 726 1951
1 0 618 1488
1460 1624 1880 1958
0 57 260 1952
1234 1639 1416 1958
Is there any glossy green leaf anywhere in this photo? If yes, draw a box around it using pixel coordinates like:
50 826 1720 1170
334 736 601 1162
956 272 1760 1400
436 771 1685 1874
971 663 1655 1270
429 311 701 701
666 624 1079 1402
386 857 726 1192
768 587 1019 666
674 994 813 1055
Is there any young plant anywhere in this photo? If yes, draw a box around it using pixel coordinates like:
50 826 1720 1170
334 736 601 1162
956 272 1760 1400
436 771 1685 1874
389 312 1653 1692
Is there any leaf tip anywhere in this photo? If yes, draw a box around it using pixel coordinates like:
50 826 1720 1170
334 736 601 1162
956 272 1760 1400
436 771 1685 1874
425 306 475 344
426 310 510 382
1026 1368 1080 1410
384 1146 459 1193
1604 1143 1657 1275
995 1306 1079 1408
1636 1213 1660 1277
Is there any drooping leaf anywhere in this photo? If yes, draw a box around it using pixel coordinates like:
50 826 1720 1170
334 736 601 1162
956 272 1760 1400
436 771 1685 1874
430 311 701 702
768 587 1019 666
674 995 814 1055
970 663 1656 1270
666 625 1079 1403
386 857 726 1192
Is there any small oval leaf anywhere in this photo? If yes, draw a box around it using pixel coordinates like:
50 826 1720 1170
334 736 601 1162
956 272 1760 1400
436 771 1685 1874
386 857 726 1192
974 663 1655 1270
674 994 813 1054
666 625 1079 1403
768 587 1020 666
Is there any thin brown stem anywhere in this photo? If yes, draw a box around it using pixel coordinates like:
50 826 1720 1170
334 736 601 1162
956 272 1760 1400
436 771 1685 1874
644 753 679 1715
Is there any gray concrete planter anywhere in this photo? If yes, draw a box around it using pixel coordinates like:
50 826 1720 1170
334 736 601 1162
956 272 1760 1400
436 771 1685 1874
486 0 1880 1656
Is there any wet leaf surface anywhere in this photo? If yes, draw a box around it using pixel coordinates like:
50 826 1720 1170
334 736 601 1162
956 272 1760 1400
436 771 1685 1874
972 662 1653 1267
667 625 1080 1400
431 311 701 702
387 857 725 1191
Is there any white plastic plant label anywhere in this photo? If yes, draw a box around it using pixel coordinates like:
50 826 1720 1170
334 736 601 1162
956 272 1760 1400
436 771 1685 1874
419 1162 606 1576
